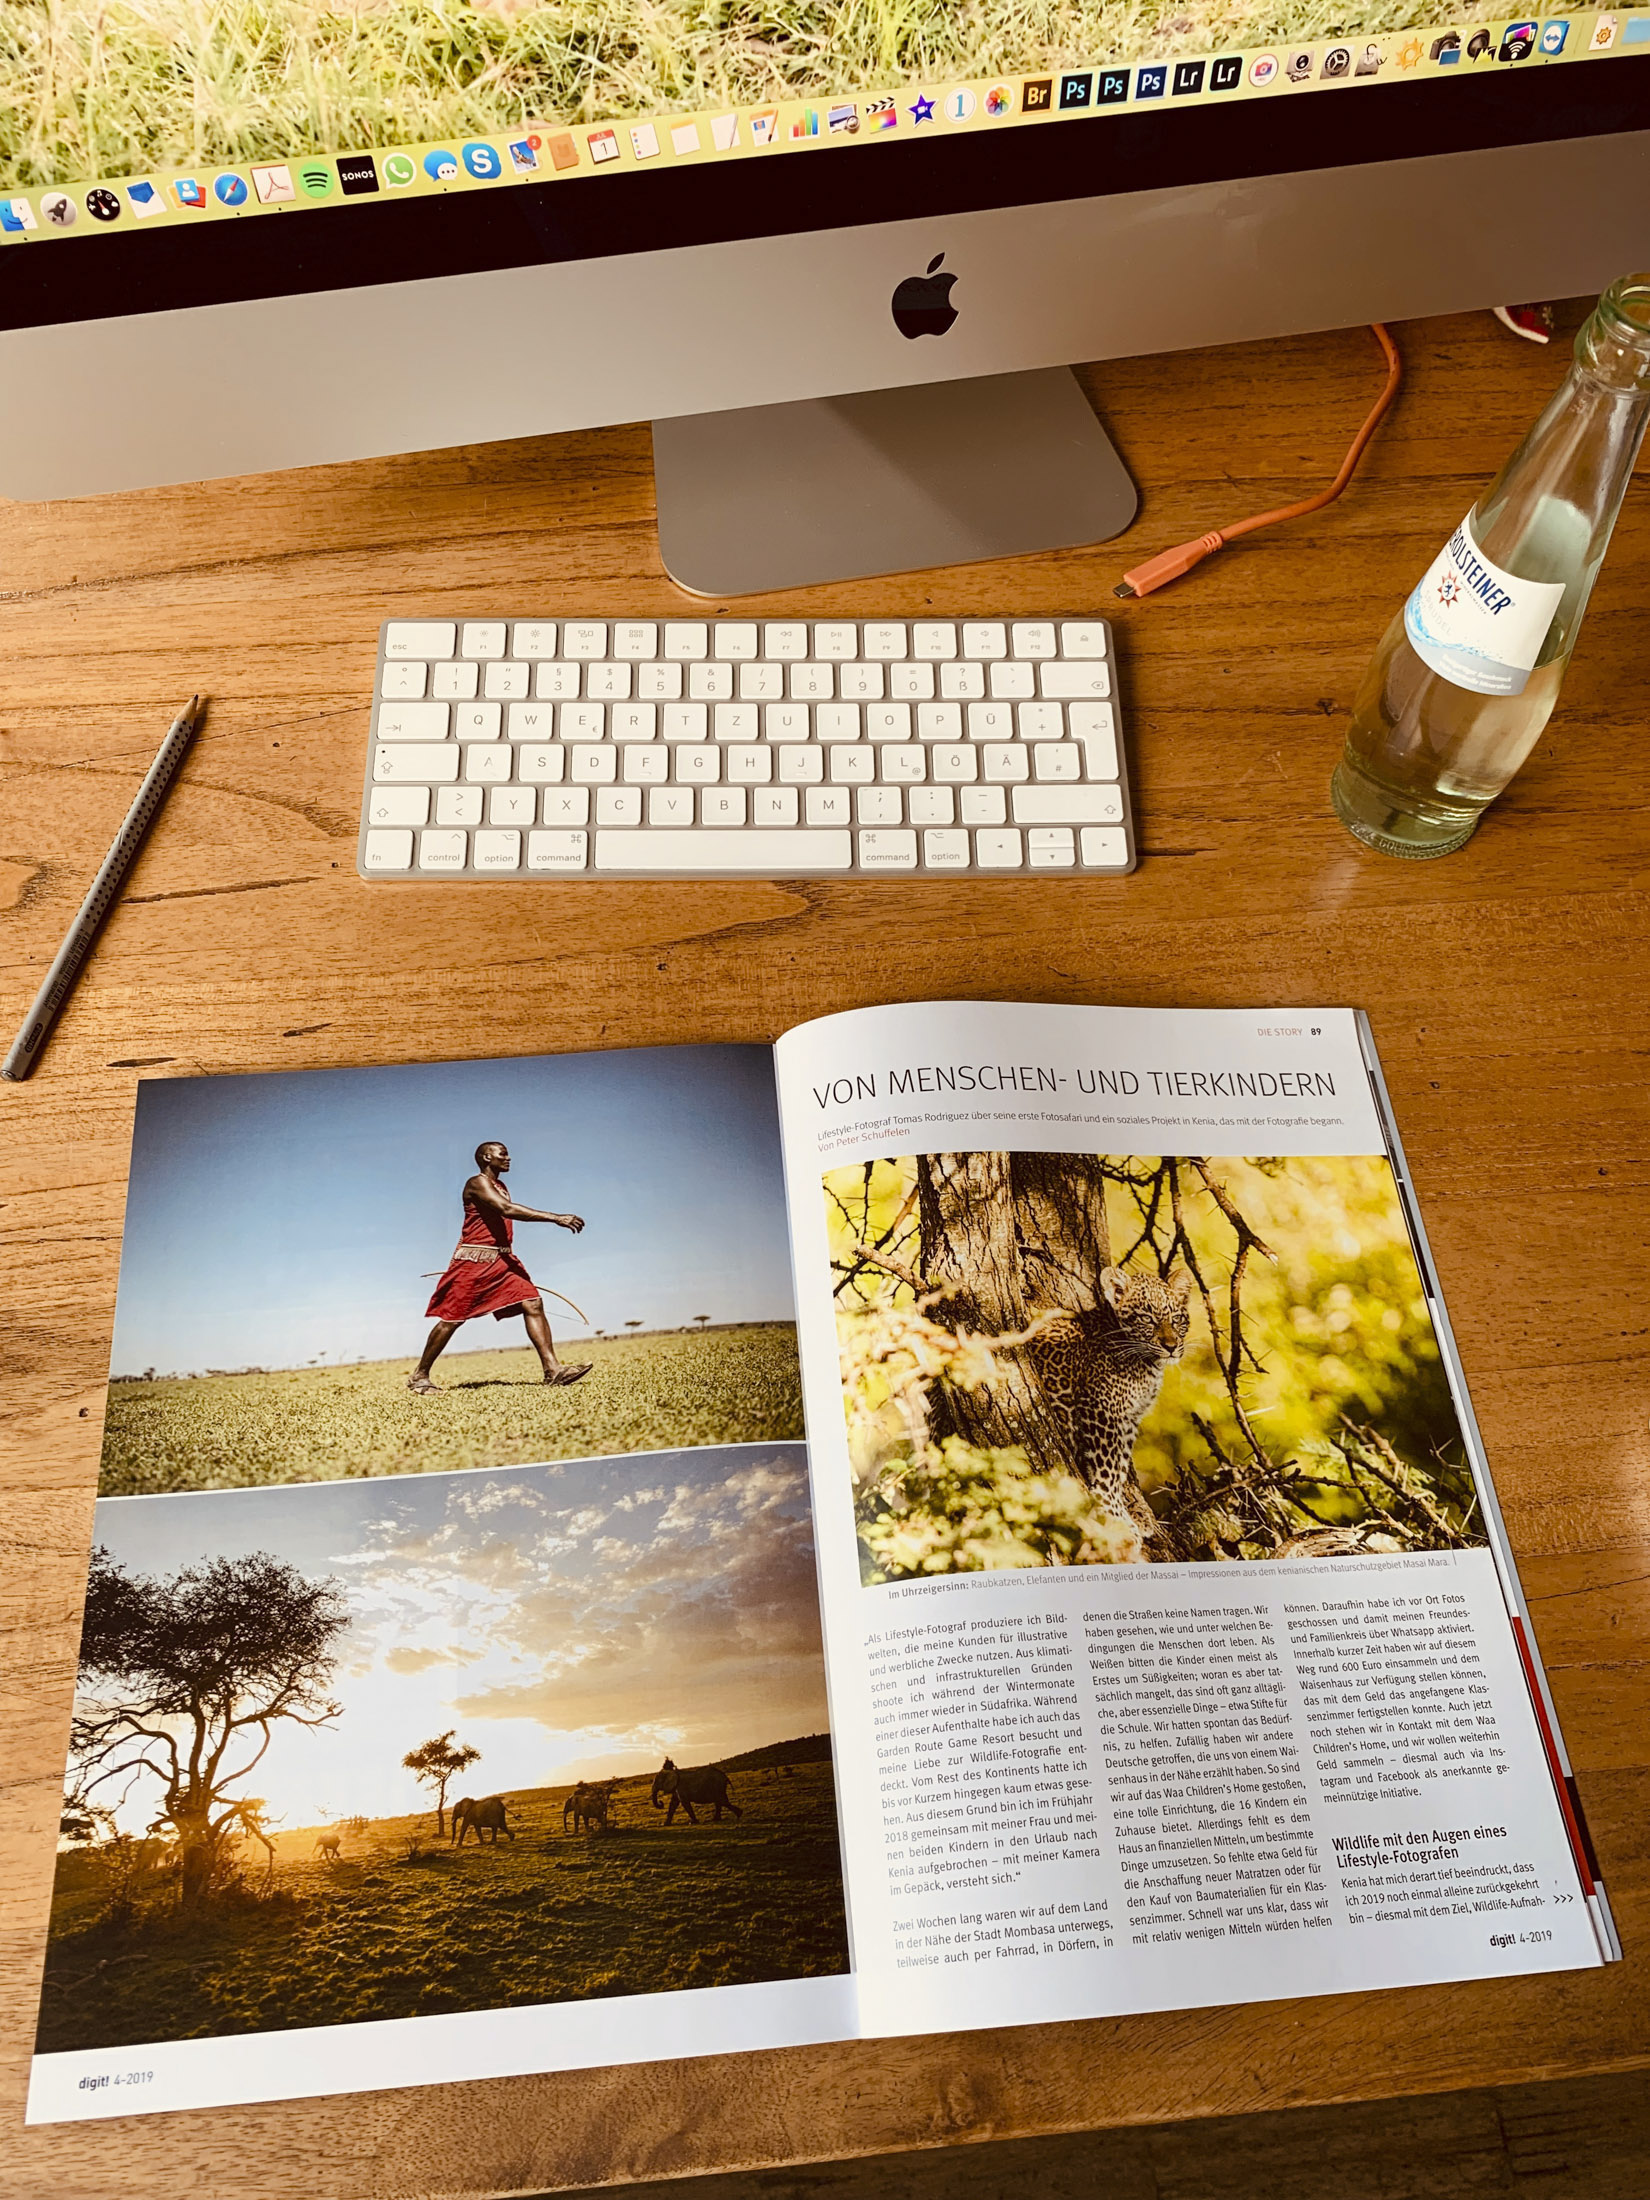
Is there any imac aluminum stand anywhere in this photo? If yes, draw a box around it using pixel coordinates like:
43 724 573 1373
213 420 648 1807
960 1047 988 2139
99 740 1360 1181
653 367 1138 597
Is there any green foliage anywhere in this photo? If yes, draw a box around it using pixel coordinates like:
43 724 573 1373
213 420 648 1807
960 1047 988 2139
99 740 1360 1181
38 1763 848 2051
6 0 1513 190
98 1324 804 1495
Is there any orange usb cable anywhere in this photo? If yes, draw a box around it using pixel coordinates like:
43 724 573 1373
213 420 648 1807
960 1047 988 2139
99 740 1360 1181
1114 323 1403 600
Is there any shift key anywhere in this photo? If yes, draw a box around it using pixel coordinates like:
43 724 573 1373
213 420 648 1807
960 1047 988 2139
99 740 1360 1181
1012 785 1123 825
374 701 449 741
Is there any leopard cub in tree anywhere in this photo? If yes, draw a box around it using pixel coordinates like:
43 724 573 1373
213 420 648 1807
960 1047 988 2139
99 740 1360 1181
1031 1265 1193 1524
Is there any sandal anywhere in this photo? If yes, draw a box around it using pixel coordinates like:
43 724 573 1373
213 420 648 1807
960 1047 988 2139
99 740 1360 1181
406 1375 442 1394
543 1363 593 1387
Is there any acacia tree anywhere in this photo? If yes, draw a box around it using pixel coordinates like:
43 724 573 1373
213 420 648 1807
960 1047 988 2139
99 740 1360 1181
68 1548 349 1912
402 1731 480 1834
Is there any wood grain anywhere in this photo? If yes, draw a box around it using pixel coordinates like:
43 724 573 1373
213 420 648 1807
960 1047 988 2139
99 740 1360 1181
2 300 1647 2199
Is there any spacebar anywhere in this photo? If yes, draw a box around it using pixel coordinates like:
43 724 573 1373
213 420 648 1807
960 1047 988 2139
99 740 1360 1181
594 830 854 872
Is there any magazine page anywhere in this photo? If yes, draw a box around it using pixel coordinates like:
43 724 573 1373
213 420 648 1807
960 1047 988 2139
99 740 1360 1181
28 1044 857 2125
773 1000 1609 2044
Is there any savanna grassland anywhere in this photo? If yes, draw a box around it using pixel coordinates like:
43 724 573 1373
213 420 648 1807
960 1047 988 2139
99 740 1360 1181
38 1748 845 2053
98 1322 804 1496
3 0 1526 191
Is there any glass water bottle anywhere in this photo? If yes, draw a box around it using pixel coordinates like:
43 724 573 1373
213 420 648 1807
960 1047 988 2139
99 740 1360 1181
1332 274 1650 858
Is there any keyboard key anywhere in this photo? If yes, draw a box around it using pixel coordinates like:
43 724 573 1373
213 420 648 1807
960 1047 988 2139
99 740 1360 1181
517 747 566 783
376 742 457 781
489 786 537 825
664 621 708 659
753 787 799 825
436 785 483 824
374 702 449 741
649 788 696 826
474 829 522 870
688 663 733 701
569 745 617 783
857 786 903 825
918 702 962 742
941 662 986 700
512 622 557 658
817 705 861 743
923 828 970 867
988 662 1036 700
1040 662 1111 700
433 661 479 700
542 788 591 825
866 704 913 743
507 704 554 742
813 623 858 659
881 746 927 785
908 786 954 825
1033 745 1082 781
839 663 885 700
596 787 642 825
455 702 503 741
528 829 588 870
560 704 606 742
613 622 657 658
763 623 808 659
859 828 918 869
1012 785 1126 825
536 662 581 699
368 785 430 826
931 746 978 784
982 744 1028 782
1017 703 1064 741
961 786 1007 826
461 622 507 659
962 622 1007 659
641 662 685 700
725 745 772 784
889 662 935 700
975 828 1024 868
364 827 414 869
713 623 758 659
622 746 670 783
1081 826 1131 867
664 704 708 742
912 623 957 660
587 662 632 701
385 621 454 659
764 704 810 743
612 704 659 742
807 788 852 826
714 704 760 742
463 743 512 782
791 662 833 700
419 828 468 870
483 661 530 699
1011 622 1056 658
740 664 785 701
777 746 824 783
967 702 1014 743
594 830 853 871
675 745 720 784
702 787 747 826
863 623 907 659
381 660 427 699
1029 827 1076 868
829 747 876 784
1070 703 1119 779
563 622 608 658
1060 623 1108 658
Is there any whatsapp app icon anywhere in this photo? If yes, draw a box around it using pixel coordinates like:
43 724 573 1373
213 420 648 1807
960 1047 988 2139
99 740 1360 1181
384 153 417 188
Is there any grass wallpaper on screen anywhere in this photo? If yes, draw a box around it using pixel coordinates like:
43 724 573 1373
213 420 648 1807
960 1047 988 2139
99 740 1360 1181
6 0 1521 189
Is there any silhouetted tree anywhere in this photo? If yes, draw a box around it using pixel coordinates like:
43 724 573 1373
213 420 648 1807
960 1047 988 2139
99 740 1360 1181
402 1730 481 1834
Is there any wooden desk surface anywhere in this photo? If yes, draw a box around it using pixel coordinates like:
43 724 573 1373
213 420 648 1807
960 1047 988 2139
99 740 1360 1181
2 301 1647 2199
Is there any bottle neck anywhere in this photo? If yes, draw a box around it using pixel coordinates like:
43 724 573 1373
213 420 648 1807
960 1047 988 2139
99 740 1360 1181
1473 354 1650 579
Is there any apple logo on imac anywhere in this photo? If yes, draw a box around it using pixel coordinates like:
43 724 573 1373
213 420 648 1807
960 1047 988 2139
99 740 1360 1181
892 253 959 338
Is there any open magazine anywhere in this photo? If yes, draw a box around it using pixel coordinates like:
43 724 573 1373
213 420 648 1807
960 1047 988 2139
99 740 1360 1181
28 1002 1616 2125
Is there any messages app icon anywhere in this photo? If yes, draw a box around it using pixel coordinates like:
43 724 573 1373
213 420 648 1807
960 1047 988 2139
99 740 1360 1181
424 149 459 181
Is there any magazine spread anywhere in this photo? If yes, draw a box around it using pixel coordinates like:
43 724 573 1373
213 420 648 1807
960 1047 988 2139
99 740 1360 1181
27 1005 1615 2125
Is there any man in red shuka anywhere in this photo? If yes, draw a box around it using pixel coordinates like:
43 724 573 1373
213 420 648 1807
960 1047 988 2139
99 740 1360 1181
409 1141 592 1394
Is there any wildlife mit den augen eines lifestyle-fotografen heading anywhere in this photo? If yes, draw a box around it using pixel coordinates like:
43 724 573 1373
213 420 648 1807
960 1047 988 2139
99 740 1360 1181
30 1003 1616 2124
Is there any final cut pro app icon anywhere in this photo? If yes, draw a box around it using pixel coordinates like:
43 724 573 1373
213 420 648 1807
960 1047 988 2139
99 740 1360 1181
891 252 959 339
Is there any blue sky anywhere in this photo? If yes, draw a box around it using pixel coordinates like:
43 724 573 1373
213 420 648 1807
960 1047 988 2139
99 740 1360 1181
109 1044 792 1374
85 1443 827 1830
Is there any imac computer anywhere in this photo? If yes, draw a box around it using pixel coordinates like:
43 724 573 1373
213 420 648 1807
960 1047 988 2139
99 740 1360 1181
1 4 1648 590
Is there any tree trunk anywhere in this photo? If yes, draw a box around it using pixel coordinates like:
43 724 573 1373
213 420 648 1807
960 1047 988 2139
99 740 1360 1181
916 1152 1113 1472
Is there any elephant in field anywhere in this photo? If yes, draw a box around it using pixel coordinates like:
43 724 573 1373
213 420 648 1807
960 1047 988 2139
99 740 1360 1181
452 1795 514 1846
563 1780 615 1833
651 1758 742 1825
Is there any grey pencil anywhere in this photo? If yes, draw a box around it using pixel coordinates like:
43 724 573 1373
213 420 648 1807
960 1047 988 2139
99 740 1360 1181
1 695 204 1083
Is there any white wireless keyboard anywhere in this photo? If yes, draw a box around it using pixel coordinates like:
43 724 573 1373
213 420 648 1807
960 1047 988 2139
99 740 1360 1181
358 617 1136 879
